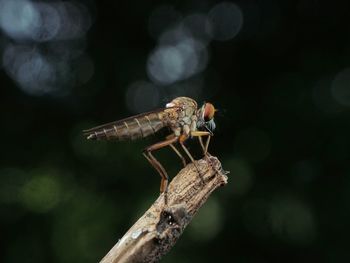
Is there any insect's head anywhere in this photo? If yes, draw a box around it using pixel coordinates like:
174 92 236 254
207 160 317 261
197 102 217 134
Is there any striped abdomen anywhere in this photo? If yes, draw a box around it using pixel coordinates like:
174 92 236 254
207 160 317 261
83 111 167 141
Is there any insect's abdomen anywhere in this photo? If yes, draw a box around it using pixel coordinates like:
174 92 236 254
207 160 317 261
85 112 166 141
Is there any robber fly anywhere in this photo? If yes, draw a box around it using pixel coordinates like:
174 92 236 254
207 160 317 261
83 97 217 198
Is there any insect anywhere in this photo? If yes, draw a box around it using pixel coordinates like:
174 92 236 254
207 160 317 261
83 97 217 199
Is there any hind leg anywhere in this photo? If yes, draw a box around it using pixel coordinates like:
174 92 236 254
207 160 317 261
143 136 179 204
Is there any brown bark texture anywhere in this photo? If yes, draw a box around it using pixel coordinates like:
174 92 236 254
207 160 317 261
100 155 228 263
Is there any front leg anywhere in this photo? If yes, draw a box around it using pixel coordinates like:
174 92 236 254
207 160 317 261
190 131 212 155
178 134 205 183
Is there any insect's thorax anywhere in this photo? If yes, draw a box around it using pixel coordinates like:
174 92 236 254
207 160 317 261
164 97 198 137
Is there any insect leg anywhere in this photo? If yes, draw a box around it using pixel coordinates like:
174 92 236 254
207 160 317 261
191 131 212 155
204 135 211 154
143 152 168 192
166 134 187 167
180 142 196 163
198 136 206 153
191 131 218 173
143 136 179 195
169 144 187 167
178 136 205 182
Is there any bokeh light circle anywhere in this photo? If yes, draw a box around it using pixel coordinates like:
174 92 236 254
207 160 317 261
0 0 38 39
147 46 185 85
331 68 350 106
312 77 343 113
2 44 57 95
208 2 244 41
189 198 223 241
182 13 213 45
31 2 61 42
0 0 93 96
20 174 61 213
269 197 316 244
147 38 208 85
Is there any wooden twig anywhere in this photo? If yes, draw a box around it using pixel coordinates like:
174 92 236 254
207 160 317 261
100 155 228 263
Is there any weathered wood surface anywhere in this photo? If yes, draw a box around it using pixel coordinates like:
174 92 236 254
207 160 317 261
100 155 228 263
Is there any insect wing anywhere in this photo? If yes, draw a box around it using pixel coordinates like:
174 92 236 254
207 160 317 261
83 108 170 140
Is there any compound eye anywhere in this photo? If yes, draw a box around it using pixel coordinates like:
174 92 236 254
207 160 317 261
203 103 215 122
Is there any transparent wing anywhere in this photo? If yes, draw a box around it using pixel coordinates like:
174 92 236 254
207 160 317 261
83 108 171 140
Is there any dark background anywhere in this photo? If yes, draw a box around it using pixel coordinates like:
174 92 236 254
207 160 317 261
1 0 350 262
